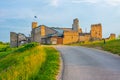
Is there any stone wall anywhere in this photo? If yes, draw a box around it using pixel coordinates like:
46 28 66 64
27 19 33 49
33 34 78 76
10 32 28 47
10 32 18 47
79 33 91 42
91 23 102 40
63 31 79 44
109 33 116 40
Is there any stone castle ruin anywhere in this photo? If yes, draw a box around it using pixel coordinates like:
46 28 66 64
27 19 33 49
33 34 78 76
10 18 116 47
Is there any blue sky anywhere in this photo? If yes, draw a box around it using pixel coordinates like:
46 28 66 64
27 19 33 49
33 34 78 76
0 0 120 42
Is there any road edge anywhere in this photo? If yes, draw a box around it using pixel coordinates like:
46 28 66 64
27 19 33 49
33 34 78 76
55 46 64 80
79 46 120 58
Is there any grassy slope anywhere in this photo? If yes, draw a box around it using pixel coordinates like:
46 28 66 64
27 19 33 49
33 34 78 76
76 39 120 55
0 43 14 59
102 40 120 55
0 43 60 80
33 47 60 80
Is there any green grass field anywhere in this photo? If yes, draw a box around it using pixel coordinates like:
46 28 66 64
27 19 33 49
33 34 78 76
74 39 120 55
0 43 60 80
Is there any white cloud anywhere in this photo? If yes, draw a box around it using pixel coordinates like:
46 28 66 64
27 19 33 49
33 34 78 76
105 0 120 6
72 0 99 4
50 0 59 7
71 0 120 6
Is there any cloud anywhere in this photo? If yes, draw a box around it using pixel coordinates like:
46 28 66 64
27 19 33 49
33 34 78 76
71 0 120 6
105 0 120 6
71 0 99 4
50 0 59 7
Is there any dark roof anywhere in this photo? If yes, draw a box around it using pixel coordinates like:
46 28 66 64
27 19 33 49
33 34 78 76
46 28 64 37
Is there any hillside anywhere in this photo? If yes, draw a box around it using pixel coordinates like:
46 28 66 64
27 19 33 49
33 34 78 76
72 39 120 56
0 43 60 80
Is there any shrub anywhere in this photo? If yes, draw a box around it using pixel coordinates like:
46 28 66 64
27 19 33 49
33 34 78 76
15 42 39 52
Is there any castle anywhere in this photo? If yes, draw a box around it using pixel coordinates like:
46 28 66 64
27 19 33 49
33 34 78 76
10 18 115 47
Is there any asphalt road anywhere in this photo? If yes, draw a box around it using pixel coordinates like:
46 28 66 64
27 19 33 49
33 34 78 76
56 46 120 80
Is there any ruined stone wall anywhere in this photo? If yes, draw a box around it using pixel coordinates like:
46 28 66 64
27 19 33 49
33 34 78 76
79 34 91 42
10 32 18 47
63 31 79 44
109 33 116 40
18 33 27 46
91 23 102 40
10 32 28 47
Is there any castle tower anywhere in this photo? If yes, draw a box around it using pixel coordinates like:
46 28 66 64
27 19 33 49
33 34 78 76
72 18 82 33
32 22 38 29
72 18 79 31
91 23 102 40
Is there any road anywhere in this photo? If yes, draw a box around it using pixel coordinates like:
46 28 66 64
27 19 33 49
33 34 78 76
56 46 120 80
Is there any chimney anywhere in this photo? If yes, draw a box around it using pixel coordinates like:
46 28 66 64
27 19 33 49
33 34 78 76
32 22 38 29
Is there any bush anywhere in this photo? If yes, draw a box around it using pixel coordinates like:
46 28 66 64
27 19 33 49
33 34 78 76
0 46 9 52
15 42 39 52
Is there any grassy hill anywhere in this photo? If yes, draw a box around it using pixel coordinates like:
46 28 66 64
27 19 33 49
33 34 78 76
0 43 60 80
72 39 120 56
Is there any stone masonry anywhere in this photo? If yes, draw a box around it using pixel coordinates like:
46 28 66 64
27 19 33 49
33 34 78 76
10 18 116 47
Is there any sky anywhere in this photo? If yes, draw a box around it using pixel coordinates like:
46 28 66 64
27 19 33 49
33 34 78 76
0 0 120 42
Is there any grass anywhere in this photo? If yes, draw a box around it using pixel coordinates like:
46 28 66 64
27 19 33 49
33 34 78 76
72 39 120 55
0 43 16 59
102 40 120 55
0 42 60 80
32 47 60 80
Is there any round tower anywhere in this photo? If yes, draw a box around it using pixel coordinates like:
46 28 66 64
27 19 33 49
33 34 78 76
72 18 79 31
72 18 82 33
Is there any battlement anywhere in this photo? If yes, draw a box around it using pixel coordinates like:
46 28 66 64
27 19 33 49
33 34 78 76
91 23 102 27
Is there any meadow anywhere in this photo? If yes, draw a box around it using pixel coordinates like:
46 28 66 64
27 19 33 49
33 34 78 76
0 42 60 80
72 39 120 55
